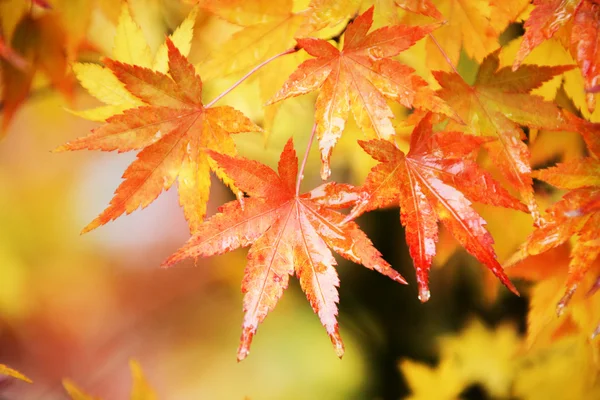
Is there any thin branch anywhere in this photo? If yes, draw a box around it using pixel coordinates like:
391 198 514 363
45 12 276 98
205 47 298 108
295 121 317 196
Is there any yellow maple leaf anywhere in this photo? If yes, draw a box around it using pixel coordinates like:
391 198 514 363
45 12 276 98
130 360 158 400
0 364 32 383
64 360 156 400
402 0 528 70
401 318 600 400
513 337 600 400
400 319 521 399
71 4 199 121
500 36 600 122
63 380 102 400
509 245 600 348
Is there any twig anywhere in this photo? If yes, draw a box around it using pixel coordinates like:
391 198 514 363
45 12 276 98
205 47 298 108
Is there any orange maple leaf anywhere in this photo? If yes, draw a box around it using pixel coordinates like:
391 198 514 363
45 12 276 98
435 50 573 222
513 0 582 69
1 13 72 133
163 138 406 361
571 1 600 111
513 0 600 111
508 245 600 346
508 144 600 319
268 7 452 179
348 114 524 302
57 39 261 233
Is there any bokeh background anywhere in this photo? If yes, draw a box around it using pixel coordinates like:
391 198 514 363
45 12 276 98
1 1 598 399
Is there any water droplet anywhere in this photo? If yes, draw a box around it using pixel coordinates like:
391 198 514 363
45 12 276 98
418 287 431 303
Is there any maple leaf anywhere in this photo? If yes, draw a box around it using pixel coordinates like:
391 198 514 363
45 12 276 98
400 319 521 400
305 0 441 30
513 0 582 70
304 0 362 31
435 50 573 221
196 0 307 81
513 0 600 111
162 138 406 361
56 39 261 233
1 13 72 133
507 152 600 318
402 0 528 69
401 319 600 400
0 34 27 70
0 364 32 383
348 114 523 302
507 245 600 347
195 0 314 134
571 0 600 111
64 360 156 400
269 7 453 179
71 4 198 122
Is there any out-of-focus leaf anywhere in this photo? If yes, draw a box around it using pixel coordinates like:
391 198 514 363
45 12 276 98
130 360 157 400
1 13 72 132
513 336 600 399
400 319 521 399
64 360 155 400
0 364 32 383
63 380 101 400
402 0 528 70
507 148 600 334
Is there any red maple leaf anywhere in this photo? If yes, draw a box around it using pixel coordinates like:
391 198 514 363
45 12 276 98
347 113 524 302
268 6 454 179
163 138 406 360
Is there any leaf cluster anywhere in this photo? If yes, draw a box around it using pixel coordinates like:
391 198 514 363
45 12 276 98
3 0 600 363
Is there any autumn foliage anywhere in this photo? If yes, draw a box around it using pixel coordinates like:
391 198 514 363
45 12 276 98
2 0 600 398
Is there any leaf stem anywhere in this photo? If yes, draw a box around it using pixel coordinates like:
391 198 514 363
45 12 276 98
428 32 460 76
205 47 298 108
295 122 317 196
